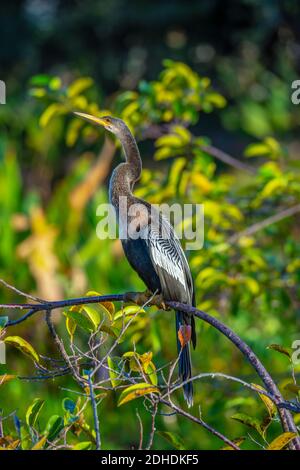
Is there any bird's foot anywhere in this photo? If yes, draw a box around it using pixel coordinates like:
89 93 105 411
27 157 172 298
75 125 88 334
151 294 171 311
124 291 170 310
124 290 153 306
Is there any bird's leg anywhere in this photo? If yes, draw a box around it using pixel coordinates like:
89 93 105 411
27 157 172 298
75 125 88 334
124 290 153 306
124 290 171 310
150 293 171 311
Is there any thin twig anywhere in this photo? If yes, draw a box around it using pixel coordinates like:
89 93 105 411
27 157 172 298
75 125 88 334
200 144 255 174
136 409 144 450
87 372 101 450
160 398 240 450
146 400 158 450
0 278 44 303
227 203 300 245
1 290 299 449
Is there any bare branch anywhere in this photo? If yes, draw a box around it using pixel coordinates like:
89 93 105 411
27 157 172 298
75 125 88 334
160 398 241 450
200 144 255 174
227 203 300 245
1 288 300 449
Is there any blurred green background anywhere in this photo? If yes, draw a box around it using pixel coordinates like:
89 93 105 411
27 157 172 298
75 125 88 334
0 0 300 450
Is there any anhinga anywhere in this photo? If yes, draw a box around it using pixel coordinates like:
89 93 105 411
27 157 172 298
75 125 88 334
74 112 196 406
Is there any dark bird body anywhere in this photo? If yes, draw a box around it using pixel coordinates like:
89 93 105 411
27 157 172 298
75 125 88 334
75 112 196 406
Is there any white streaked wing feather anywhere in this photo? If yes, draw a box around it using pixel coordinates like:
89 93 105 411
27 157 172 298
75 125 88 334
140 214 193 302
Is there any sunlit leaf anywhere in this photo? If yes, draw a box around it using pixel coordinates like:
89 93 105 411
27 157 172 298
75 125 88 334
44 415 64 441
63 310 95 333
39 103 65 127
49 77 62 91
251 384 276 419
26 398 45 428
107 356 121 388
73 441 93 450
113 305 145 322
0 375 16 386
32 435 48 450
82 305 101 329
66 316 77 341
267 432 297 450
118 383 160 406
4 336 40 363
85 290 115 320
67 77 93 98
244 143 270 158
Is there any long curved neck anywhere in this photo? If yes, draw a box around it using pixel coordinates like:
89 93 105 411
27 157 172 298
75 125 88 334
109 127 142 210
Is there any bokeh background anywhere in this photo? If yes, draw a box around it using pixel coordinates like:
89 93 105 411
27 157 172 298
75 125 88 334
0 0 300 450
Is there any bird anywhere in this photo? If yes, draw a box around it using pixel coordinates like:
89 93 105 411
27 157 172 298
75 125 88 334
74 112 196 406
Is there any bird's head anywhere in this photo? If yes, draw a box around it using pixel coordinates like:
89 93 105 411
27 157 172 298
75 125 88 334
73 112 128 136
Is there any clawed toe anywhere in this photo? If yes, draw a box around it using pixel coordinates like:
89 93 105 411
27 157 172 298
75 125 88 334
124 291 170 310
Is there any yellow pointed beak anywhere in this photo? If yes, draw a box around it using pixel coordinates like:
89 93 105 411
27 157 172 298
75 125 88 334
73 111 107 127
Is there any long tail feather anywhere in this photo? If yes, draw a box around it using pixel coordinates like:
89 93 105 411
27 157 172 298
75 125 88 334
176 311 193 407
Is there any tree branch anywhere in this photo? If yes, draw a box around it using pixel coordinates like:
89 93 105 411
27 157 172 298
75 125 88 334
1 290 299 449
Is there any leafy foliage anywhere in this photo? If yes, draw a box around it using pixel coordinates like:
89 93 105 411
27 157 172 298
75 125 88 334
0 58 299 450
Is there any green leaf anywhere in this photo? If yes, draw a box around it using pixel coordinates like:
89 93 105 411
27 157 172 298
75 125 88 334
0 316 8 328
118 383 160 406
67 77 93 97
26 398 45 428
244 143 270 158
100 324 120 338
283 383 300 395
231 413 263 437
145 361 158 386
267 432 298 450
45 415 64 441
66 119 84 147
221 437 245 450
63 310 95 333
49 77 62 91
82 305 101 329
73 441 93 450
251 384 276 419
107 356 121 388
4 336 40 363
0 374 16 386
113 305 145 322
244 137 281 159
30 74 52 87
39 103 65 127
205 92 226 108
155 134 184 148
32 435 48 450
20 427 31 450
29 88 47 98
65 316 77 340
157 431 185 450
154 147 173 160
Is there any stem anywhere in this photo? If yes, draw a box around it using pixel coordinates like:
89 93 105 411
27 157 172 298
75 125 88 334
2 291 300 449
87 372 101 450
